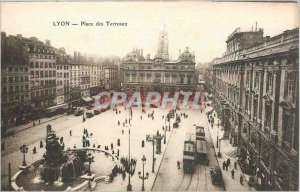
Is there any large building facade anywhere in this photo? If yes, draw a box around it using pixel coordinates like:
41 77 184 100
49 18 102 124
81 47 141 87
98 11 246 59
123 29 196 96
211 27 299 191
1 32 31 128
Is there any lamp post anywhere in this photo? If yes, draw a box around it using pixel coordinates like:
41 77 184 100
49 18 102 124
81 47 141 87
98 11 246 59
19 145 28 166
86 153 94 176
218 138 221 158
152 136 155 173
138 155 149 191
216 130 219 148
127 128 132 191
164 126 166 144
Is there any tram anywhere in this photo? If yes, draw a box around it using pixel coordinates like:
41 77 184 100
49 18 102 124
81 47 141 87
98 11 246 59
196 126 205 141
183 133 196 174
196 139 207 164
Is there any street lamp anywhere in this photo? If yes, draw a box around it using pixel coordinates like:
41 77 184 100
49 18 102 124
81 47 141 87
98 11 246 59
127 117 132 191
152 136 155 173
218 138 222 158
216 130 219 148
86 153 94 176
19 145 28 166
164 126 166 144
138 155 149 191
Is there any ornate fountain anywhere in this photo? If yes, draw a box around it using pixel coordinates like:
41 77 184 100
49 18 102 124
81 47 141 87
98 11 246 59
36 131 86 183
10 125 117 191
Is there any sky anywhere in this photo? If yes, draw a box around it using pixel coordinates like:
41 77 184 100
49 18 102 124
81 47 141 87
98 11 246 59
1 2 299 64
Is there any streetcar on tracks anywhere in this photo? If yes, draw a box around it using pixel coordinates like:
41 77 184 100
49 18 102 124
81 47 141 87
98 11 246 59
196 139 207 164
196 126 205 141
183 133 196 174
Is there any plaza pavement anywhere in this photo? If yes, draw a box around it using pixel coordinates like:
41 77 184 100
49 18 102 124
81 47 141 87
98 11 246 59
1 105 177 191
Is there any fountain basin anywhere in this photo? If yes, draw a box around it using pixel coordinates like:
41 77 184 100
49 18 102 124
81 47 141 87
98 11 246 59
11 148 117 191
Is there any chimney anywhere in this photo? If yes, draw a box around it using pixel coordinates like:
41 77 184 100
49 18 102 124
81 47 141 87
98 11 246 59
45 39 51 46
78 52 81 63
147 54 150 60
255 21 257 32
74 51 78 62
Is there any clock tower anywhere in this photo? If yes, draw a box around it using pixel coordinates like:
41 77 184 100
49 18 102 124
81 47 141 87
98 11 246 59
157 25 169 61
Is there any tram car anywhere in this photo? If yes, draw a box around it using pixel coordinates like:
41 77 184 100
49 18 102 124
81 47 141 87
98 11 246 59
196 139 207 164
183 133 196 174
196 126 205 141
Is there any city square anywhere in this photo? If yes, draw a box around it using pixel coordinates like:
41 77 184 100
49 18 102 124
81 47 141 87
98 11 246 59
1 1 299 191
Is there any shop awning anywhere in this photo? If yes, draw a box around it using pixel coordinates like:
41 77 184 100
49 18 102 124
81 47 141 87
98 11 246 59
45 104 68 112
82 97 94 103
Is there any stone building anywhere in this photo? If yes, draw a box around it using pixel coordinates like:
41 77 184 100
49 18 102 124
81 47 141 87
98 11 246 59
123 29 196 96
26 37 57 118
1 32 31 128
211 27 299 191
104 62 119 90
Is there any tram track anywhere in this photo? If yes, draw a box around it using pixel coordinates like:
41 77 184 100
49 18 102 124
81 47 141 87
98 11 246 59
176 173 193 191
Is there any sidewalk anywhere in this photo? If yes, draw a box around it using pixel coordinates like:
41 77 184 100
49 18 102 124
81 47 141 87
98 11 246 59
205 105 254 191
3 114 68 136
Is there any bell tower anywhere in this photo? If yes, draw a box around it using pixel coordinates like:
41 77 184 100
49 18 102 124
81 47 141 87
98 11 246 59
157 25 169 60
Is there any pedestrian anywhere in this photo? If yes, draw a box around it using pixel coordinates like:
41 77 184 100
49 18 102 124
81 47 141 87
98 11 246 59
118 121 120 126
210 168 213 175
234 161 237 170
39 119 41 124
140 116 142 120
111 143 113 150
227 158 231 167
231 169 235 179
69 130 72 136
97 145 101 148
33 147 36 154
222 161 226 170
40 141 43 148
33 121 35 126
117 139 120 146
225 163 228 171
117 149 119 156
122 129 124 135
177 161 180 169
93 144 96 148
74 144 77 148
240 175 243 185
141 140 145 148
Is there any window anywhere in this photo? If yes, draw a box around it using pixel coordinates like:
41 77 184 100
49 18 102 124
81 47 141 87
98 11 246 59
30 62 34 68
35 62 39 68
267 72 273 94
9 67 12 72
282 110 293 147
2 77 7 83
254 72 259 88
286 72 296 100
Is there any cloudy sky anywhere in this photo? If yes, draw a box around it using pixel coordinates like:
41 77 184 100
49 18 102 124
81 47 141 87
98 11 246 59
1 2 299 63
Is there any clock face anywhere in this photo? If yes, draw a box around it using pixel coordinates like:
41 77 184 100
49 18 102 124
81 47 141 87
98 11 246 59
154 58 163 67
